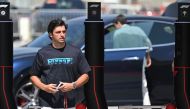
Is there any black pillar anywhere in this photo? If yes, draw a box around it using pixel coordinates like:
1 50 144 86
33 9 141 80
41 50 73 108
0 2 17 109
174 3 190 109
84 2 108 109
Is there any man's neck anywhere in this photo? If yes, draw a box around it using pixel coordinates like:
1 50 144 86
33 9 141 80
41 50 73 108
52 42 65 49
121 24 126 27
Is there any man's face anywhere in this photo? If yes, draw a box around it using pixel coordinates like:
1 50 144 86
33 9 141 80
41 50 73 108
51 25 67 43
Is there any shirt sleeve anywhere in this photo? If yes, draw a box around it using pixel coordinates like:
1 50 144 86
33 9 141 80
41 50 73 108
30 52 43 77
77 50 91 75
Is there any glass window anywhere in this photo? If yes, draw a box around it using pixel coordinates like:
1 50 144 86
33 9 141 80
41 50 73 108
130 21 153 36
147 22 175 44
131 21 175 44
66 20 85 47
105 29 115 49
104 22 152 49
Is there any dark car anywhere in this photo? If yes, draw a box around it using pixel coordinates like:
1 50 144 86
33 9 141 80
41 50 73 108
13 15 176 108
162 0 190 18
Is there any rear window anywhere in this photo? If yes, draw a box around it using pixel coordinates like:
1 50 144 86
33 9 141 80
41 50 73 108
127 21 175 45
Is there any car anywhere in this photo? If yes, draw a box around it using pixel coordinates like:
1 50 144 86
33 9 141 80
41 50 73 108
162 0 190 18
13 14 176 108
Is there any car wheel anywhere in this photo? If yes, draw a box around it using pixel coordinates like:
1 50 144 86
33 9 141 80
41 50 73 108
15 79 39 109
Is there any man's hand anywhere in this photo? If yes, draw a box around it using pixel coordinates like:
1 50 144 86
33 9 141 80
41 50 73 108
58 74 89 92
146 56 152 67
30 76 58 94
146 52 152 68
58 82 73 92
43 84 57 94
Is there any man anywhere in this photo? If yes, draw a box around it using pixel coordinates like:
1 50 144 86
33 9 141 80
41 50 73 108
30 19 91 108
113 14 153 105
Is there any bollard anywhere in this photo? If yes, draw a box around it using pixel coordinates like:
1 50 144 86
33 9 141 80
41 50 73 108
0 2 17 109
174 3 190 109
84 2 108 109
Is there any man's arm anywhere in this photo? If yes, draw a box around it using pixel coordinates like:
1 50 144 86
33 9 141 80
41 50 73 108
59 73 89 92
141 31 152 68
30 75 57 93
74 73 89 88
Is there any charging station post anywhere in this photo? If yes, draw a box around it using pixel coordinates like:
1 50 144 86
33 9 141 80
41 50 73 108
175 3 190 109
84 2 108 109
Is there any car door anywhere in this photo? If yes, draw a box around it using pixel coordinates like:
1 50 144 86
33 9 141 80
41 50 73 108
128 19 175 104
104 24 148 105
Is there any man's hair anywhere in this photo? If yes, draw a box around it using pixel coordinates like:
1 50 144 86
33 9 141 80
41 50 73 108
47 19 68 39
113 14 127 24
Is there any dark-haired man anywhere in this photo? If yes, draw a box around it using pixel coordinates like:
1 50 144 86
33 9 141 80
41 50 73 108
113 14 153 105
30 19 90 108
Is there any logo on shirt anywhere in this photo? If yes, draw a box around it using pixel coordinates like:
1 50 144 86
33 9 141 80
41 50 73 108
47 58 73 65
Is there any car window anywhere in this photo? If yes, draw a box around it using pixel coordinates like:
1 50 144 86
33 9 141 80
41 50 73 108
66 20 85 47
130 21 153 36
148 22 175 44
105 22 151 49
131 21 175 44
105 29 114 49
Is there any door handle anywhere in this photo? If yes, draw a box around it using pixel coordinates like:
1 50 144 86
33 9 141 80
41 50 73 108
122 56 140 61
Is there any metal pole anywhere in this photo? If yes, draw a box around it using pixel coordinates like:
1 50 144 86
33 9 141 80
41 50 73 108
84 2 108 109
174 3 190 109
0 2 17 109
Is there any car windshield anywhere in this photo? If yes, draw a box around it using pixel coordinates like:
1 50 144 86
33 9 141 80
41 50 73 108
27 18 85 48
